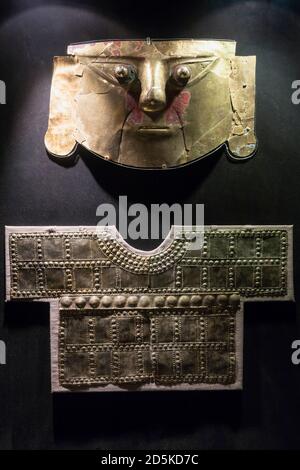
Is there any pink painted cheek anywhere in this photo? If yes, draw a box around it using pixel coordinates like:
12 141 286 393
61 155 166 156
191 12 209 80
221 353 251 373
166 91 191 125
125 93 144 125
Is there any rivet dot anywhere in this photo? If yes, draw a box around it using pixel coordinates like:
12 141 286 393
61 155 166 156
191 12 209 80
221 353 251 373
89 296 100 308
114 295 126 308
60 296 73 308
139 295 150 307
154 296 165 307
166 295 177 307
190 295 202 306
178 295 190 307
229 294 240 307
217 294 228 305
127 295 138 307
101 295 112 307
75 296 87 308
203 295 215 306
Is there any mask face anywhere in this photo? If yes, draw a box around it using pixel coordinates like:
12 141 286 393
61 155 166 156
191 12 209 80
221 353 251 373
45 39 257 168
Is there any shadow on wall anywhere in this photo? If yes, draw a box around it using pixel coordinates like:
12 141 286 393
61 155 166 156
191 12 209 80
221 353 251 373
79 145 224 203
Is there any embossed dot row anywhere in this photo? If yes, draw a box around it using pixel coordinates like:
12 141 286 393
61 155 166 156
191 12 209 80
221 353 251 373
96 234 189 274
64 344 151 353
208 230 284 237
280 232 288 291
181 258 282 266
61 375 153 386
59 293 240 310
60 374 235 386
151 342 228 351
15 260 113 268
154 374 235 385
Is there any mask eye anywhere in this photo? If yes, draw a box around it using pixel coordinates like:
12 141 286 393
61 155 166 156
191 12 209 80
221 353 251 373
172 65 191 86
114 64 136 84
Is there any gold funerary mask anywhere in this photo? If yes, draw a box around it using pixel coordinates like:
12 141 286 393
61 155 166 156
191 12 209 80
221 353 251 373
45 39 257 168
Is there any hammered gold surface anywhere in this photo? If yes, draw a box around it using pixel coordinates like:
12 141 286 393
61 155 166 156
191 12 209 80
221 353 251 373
45 39 257 168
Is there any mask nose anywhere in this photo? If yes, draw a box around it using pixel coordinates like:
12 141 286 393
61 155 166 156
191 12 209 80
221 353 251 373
139 60 167 113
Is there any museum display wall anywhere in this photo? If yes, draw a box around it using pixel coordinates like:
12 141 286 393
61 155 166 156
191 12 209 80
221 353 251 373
0 0 300 450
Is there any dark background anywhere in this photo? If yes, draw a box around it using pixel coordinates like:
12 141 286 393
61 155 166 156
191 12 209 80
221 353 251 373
0 0 300 450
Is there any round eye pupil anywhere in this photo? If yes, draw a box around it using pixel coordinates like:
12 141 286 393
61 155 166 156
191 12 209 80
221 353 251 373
174 65 191 84
115 65 128 78
114 65 135 83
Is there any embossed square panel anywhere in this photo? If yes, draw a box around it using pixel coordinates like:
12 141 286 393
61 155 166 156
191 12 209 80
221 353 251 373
101 267 117 289
181 350 199 375
71 239 93 259
120 271 149 288
155 351 175 377
235 266 254 288
206 316 230 342
43 238 64 260
119 351 138 377
206 350 231 377
64 316 90 344
74 267 93 289
64 352 90 381
150 269 175 288
210 237 229 258
16 238 37 261
261 266 280 288
262 236 281 257
236 238 255 258
118 317 137 343
209 267 228 288
182 266 201 288
180 317 198 342
95 351 112 377
94 316 111 343
18 268 37 290
45 268 66 290
154 317 175 343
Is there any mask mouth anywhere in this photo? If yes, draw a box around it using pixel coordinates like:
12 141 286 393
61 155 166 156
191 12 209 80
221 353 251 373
137 125 173 135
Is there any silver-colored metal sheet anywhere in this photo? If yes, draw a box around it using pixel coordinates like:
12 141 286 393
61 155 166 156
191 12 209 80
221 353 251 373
5 225 293 392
